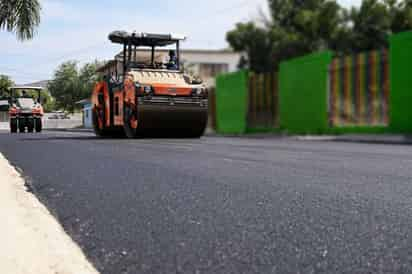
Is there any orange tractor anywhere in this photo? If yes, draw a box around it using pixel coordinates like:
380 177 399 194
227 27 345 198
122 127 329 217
91 31 208 138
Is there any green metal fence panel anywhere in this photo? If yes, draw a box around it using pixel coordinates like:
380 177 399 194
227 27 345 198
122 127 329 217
215 70 248 134
329 50 390 127
279 51 332 134
389 31 412 133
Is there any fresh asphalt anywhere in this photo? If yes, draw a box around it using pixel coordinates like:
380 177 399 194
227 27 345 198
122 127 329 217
1 130 412 274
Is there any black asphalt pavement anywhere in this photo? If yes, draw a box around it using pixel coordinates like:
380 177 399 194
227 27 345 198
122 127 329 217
1 130 412 274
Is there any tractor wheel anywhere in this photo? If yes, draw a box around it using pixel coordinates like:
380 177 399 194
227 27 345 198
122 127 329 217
18 119 26 133
34 118 42 133
123 105 138 139
10 118 17 133
27 119 34 133
92 109 109 137
188 127 206 139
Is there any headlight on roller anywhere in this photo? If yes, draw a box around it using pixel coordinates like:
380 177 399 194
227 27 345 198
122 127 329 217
143 86 152 94
192 88 204 96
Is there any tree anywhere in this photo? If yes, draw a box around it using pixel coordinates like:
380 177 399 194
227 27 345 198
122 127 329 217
227 0 412 71
0 75 14 97
227 23 275 72
48 61 101 112
48 61 79 112
0 0 41 40
387 0 412 33
227 0 343 71
331 0 412 53
347 0 392 51
78 61 102 100
39 89 55 112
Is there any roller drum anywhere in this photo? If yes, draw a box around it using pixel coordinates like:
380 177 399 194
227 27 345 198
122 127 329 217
136 104 208 137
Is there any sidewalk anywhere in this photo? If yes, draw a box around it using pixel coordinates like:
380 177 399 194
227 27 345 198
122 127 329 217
44 127 93 133
0 153 99 274
0 122 8 130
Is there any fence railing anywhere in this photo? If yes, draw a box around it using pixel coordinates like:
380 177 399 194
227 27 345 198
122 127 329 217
248 72 279 129
328 49 390 126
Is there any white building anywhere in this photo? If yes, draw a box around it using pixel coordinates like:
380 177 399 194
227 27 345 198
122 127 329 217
76 99 93 129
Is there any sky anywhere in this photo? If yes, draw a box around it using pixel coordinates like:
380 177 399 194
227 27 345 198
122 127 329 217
0 0 361 84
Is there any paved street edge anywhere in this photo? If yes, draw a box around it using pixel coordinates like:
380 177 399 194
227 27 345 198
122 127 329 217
0 152 99 274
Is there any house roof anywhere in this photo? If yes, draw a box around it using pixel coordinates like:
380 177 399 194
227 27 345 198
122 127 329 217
76 99 91 106
95 60 119 73
19 80 49 89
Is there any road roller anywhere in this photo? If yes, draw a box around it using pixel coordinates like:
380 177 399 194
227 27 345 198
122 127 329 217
91 31 208 138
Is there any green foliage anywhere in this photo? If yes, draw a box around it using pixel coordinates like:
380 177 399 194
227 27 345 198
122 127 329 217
227 23 275 72
0 0 41 40
227 0 412 71
0 75 14 97
39 89 55 112
48 60 101 113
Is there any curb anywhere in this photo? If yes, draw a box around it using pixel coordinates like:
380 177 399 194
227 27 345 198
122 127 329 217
45 128 93 133
295 135 412 145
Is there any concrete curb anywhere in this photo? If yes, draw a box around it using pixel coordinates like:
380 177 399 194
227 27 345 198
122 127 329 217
295 134 412 145
0 153 99 274
45 128 93 133
25 127 412 145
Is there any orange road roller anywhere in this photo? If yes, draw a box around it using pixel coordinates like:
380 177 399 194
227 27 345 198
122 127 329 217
91 31 208 138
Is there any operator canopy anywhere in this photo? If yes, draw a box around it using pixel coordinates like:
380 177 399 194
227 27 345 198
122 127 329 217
108 31 186 47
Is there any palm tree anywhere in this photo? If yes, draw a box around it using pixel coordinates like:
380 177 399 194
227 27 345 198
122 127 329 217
0 0 41 40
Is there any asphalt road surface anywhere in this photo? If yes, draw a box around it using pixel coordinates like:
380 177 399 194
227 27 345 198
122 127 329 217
1 130 412 274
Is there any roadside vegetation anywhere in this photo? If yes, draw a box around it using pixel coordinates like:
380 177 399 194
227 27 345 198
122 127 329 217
227 0 412 72
0 75 14 97
47 61 102 113
0 0 41 40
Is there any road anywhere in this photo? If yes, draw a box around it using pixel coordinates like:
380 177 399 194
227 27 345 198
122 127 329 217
1 130 412 274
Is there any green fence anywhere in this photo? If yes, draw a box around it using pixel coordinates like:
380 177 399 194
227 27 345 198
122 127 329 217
279 51 332 134
390 31 412 133
215 70 248 134
214 31 412 135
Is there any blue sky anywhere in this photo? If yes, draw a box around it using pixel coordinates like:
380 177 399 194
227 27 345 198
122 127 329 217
0 0 360 84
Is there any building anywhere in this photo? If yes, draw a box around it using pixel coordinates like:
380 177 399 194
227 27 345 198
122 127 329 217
104 49 241 87
76 99 93 128
20 80 49 90
178 49 241 86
